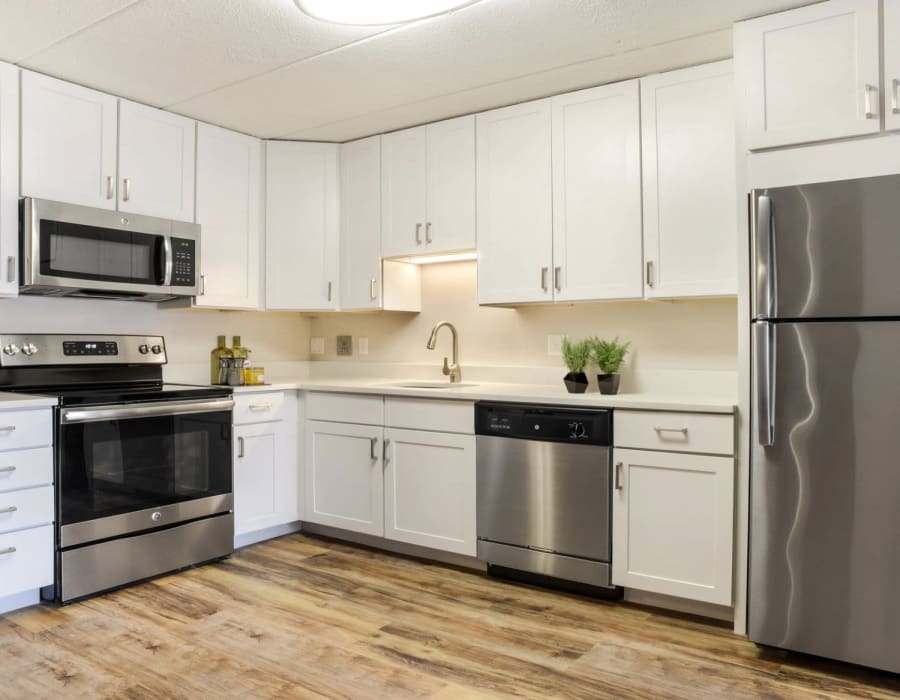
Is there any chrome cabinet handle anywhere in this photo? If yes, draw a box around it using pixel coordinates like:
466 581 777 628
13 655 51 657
370 437 378 460
864 84 877 119
200 274 207 296
554 266 562 292
415 223 422 244
0 546 15 555
0 466 16 473
0 426 16 432
614 462 623 490
327 281 332 302
654 426 688 435
383 438 391 464
237 436 245 459
248 403 272 410
541 267 548 292
646 260 654 288
106 176 114 200
123 177 131 202
6 256 15 283
425 222 433 243
370 278 377 301
892 79 899 114
0 506 17 515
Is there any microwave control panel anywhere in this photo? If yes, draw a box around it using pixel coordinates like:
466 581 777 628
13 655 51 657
171 238 196 287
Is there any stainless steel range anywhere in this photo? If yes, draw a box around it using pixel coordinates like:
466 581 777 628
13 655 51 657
0 334 235 603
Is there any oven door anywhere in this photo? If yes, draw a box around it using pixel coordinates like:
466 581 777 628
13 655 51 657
57 397 234 548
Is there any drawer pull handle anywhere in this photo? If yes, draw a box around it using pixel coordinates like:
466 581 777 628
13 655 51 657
654 426 688 435
614 461 623 490
237 436 245 459
249 403 273 410
0 466 15 473
0 506 17 515
0 546 15 555
370 437 378 461
0 426 16 432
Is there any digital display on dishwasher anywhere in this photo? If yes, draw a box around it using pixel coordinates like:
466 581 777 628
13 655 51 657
63 341 118 356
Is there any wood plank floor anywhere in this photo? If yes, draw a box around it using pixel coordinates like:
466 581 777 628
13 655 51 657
1 534 899 699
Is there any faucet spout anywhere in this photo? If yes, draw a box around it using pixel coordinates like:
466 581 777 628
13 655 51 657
426 321 461 383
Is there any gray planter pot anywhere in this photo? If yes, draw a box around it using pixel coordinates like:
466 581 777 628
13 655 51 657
597 373 621 395
563 372 589 393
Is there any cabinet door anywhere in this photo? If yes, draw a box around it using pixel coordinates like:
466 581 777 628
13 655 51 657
383 428 475 556
194 123 262 310
612 448 734 605
234 422 281 536
340 136 383 310
884 2 900 132
20 70 117 209
381 126 427 258
117 99 195 221
642 61 737 298
266 141 340 311
476 99 553 305
736 0 880 149
425 115 476 254
551 81 642 302
0 62 18 297
304 421 383 536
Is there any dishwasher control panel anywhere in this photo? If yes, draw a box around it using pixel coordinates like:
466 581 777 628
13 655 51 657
475 402 612 445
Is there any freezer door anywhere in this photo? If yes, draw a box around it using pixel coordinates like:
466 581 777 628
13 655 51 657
752 174 900 319
749 320 900 672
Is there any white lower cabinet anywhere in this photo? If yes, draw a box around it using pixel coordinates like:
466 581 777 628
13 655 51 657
304 420 384 537
383 428 475 556
233 392 299 538
612 447 734 606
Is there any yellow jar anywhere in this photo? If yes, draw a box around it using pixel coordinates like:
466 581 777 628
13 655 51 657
244 366 265 386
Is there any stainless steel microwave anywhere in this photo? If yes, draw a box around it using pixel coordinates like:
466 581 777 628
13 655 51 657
19 198 200 302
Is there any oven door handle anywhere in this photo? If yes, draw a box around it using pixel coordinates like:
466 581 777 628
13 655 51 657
60 398 234 425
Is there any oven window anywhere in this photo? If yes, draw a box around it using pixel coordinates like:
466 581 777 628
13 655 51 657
40 219 162 285
58 410 232 525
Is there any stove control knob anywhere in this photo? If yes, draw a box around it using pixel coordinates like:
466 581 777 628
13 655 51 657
138 344 149 354
2 343 19 357
568 421 586 439
151 344 163 355
21 343 37 356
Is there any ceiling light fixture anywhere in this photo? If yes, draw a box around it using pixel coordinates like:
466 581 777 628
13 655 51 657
296 0 482 26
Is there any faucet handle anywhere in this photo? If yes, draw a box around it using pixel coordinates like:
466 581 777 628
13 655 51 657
442 357 450 376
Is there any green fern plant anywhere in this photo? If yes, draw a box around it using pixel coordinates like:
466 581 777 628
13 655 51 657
590 336 631 374
561 337 591 374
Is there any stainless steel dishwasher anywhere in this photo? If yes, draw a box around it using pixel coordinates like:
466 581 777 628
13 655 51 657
475 401 619 594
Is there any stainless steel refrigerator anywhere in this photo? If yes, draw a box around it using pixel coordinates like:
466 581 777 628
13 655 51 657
749 174 900 673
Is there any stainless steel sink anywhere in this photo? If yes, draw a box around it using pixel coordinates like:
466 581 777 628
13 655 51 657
383 381 478 389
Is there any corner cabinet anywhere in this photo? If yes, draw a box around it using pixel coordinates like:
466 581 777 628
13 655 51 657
735 0 880 149
612 410 735 606
266 141 340 311
0 62 18 297
641 61 737 298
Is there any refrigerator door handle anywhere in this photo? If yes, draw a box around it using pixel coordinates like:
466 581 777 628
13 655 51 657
755 321 776 447
754 194 775 319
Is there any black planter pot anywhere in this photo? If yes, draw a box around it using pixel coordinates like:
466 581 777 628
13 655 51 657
597 373 621 395
563 372 589 394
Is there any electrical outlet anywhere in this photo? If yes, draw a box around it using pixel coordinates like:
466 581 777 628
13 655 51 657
358 337 369 355
548 334 565 356
310 337 325 355
336 335 353 356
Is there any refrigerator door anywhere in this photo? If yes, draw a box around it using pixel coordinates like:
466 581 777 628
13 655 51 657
749 320 900 672
752 174 900 320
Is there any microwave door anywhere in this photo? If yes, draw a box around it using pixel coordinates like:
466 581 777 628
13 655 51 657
752 173 900 320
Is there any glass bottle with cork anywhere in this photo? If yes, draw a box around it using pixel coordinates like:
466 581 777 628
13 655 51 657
231 336 250 385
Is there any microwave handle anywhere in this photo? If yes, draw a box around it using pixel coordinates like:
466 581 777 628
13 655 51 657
158 236 173 286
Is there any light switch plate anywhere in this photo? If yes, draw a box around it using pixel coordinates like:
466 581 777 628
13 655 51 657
310 337 325 355
336 335 353 356
548 334 565 356
358 337 369 355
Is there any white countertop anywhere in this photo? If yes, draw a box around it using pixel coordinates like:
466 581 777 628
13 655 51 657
0 391 58 409
233 377 735 413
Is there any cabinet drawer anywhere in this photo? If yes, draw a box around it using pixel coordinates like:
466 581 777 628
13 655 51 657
0 447 53 493
384 398 474 434
0 525 54 597
234 392 287 425
0 486 54 534
0 409 52 452
615 410 734 455
305 392 383 425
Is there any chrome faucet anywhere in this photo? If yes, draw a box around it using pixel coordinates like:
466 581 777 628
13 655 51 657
427 321 461 383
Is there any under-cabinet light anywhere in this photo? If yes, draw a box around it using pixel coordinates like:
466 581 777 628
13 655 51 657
403 252 478 265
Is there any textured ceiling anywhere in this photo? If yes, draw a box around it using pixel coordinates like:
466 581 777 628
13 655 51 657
0 0 814 142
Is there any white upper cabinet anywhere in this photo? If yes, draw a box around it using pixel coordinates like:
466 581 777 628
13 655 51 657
736 0 880 149
193 123 262 310
476 99 553 305
551 81 643 302
381 115 476 258
0 62 18 297
117 99 195 221
21 70 118 210
883 1 900 132
641 61 737 298
266 141 340 311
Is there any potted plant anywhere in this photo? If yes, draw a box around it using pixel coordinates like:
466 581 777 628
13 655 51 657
561 337 591 393
590 336 631 395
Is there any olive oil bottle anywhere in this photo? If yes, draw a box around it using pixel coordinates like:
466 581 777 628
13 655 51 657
232 336 250 384
210 335 232 385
